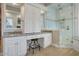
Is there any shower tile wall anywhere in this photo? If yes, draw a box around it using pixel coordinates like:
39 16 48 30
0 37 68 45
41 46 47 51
43 3 74 48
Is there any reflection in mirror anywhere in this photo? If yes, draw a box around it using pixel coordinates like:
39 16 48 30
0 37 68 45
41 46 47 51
5 3 23 32
6 17 13 28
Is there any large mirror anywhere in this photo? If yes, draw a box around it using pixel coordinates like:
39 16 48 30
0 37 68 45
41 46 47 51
5 3 23 32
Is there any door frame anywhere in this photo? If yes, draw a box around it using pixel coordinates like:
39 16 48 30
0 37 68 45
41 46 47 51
1 3 6 52
0 3 2 51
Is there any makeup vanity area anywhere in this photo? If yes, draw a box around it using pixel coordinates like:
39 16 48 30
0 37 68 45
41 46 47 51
2 4 52 56
3 32 52 56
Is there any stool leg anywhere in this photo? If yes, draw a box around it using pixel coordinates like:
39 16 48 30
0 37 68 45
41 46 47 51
29 46 30 51
39 46 40 51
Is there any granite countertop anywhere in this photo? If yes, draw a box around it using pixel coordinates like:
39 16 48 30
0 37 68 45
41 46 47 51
3 32 50 38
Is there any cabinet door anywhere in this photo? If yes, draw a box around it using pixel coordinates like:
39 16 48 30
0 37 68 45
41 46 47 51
24 4 33 33
3 36 27 56
43 33 52 48
3 38 18 56
17 36 27 56
6 45 18 56
24 4 41 33
32 6 41 32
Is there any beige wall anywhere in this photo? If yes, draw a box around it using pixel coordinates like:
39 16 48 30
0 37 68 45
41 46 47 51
52 30 59 45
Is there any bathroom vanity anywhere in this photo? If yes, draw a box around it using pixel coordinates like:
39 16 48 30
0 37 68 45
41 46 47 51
3 32 52 56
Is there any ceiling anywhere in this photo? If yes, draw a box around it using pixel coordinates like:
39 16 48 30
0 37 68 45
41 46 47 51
6 3 23 9
41 3 52 6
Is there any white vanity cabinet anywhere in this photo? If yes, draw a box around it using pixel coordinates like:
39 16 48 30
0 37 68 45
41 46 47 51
39 33 52 48
3 36 27 56
43 33 52 48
